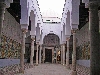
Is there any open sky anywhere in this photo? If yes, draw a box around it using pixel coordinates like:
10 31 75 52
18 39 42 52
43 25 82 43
37 0 65 18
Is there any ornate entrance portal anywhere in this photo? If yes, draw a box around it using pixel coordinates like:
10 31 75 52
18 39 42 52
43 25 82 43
45 48 52 63
43 33 60 63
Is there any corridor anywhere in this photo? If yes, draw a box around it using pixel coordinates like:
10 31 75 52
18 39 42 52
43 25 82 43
13 63 90 75
18 64 72 75
0 0 100 75
0 62 90 75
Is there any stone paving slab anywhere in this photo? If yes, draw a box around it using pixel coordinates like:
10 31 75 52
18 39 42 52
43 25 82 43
14 64 90 75
23 64 72 75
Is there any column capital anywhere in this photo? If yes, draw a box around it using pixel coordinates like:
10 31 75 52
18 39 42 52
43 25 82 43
71 29 77 34
40 44 42 46
0 3 6 8
66 37 70 41
0 0 13 8
89 1 99 4
62 43 65 46
61 44 64 46
31 37 35 41
21 28 28 33
36 42 39 45
89 1 99 9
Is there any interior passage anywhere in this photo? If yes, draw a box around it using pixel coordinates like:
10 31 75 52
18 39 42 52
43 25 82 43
22 64 72 75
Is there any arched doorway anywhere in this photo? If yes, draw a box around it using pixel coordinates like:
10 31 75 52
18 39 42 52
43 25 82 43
43 33 60 63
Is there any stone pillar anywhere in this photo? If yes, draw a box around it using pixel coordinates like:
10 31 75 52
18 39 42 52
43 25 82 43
56 50 58 64
61 45 63 64
20 29 27 73
56 49 58 64
0 3 5 27
61 45 62 64
63 44 65 65
72 30 77 75
52 48 54 63
66 38 70 69
0 3 5 42
39 45 42 64
30 37 34 66
36 42 39 65
89 1 100 75
43 47 45 63
55 48 58 63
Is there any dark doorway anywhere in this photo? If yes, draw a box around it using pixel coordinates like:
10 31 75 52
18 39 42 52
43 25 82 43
45 48 52 63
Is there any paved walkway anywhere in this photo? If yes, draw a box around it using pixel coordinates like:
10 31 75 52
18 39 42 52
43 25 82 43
0 63 90 75
23 64 72 75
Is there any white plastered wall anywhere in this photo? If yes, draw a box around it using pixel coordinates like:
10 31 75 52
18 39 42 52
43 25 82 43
42 23 62 44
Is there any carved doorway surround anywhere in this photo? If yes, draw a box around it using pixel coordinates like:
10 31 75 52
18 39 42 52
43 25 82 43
43 47 54 63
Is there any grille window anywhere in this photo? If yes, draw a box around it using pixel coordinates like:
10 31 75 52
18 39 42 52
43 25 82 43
46 20 50 21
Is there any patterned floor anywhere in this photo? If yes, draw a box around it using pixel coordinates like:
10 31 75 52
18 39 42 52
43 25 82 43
23 64 72 75
76 65 90 75
0 63 90 75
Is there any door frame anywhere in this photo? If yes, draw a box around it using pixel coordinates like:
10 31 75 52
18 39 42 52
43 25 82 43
44 47 54 63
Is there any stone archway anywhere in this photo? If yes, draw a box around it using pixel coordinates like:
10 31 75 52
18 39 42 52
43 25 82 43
42 33 60 63
43 33 60 47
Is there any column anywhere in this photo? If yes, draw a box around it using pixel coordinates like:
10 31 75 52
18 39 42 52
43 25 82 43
39 45 42 64
56 49 58 64
30 37 34 66
43 47 45 63
72 30 77 75
63 44 65 65
66 38 70 69
36 42 39 65
0 3 5 42
61 45 63 64
0 3 5 28
20 29 27 73
89 1 100 75
52 48 54 63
